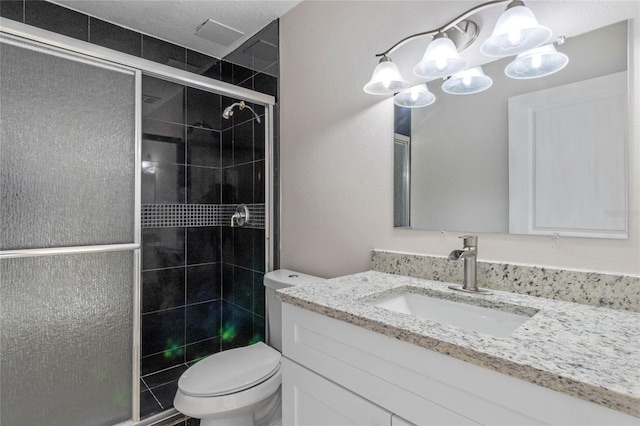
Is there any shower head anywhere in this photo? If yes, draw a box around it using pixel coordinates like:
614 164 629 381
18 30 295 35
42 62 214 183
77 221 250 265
221 101 261 123
222 102 241 120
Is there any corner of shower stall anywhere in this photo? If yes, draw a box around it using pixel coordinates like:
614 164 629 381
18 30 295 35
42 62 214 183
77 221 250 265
138 75 271 419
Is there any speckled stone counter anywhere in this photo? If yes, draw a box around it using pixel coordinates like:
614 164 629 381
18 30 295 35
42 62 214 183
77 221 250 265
278 271 640 418
371 250 640 312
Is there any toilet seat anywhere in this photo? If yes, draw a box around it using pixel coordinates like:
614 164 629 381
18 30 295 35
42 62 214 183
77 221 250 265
178 342 281 397
174 366 282 422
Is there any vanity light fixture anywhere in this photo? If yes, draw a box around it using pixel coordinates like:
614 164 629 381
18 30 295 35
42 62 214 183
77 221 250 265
504 43 569 79
364 0 564 105
363 55 409 95
393 83 436 108
442 66 493 95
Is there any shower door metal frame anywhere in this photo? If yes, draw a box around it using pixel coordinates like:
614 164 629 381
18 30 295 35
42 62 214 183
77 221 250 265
1 17 276 425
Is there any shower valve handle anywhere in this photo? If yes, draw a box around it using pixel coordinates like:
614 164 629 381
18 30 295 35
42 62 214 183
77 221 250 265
230 204 249 228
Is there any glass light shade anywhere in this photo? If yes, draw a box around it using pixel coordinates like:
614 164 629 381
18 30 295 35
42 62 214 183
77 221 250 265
393 84 436 108
505 44 569 79
363 58 409 95
413 36 468 78
442 66 493 95
481 5 552 57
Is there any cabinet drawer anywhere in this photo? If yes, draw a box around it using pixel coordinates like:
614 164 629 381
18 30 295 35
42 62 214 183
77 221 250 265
282 358 391 426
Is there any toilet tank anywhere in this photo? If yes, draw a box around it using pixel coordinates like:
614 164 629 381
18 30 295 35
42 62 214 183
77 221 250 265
263 269 322 352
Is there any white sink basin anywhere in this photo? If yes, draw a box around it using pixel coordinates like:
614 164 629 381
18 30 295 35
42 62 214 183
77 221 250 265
370 291 535 338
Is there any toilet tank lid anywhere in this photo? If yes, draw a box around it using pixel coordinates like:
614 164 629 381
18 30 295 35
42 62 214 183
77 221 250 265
177 342 280 397
263 269 323 290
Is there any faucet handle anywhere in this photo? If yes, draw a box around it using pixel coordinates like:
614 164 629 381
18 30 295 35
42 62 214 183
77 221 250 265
459 235 477 248
231 204 249 228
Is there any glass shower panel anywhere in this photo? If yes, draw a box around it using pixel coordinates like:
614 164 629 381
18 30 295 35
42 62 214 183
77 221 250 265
0 251 134 426
0 34 138 425
0 37 136 250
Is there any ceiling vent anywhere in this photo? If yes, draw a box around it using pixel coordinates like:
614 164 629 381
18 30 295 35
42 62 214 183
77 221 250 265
195 19 244 47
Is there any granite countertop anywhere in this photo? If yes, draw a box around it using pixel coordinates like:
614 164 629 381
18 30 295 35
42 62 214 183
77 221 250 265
277 271 640 418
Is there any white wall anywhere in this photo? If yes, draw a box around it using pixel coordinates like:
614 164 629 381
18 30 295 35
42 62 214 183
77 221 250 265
279 1 640 278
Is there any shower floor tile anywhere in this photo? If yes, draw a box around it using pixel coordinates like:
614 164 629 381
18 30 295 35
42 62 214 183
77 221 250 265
152 380 181 410
141 363 190 419
144 364 188 389
140 388 163 418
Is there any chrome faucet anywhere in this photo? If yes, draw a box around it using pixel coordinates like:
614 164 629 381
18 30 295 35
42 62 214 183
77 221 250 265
448 236 492 294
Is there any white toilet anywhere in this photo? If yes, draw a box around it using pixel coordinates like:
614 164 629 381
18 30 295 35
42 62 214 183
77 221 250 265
174 269 321 426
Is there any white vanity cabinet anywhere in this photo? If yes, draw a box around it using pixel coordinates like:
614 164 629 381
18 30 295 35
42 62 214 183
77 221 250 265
281 303 638 426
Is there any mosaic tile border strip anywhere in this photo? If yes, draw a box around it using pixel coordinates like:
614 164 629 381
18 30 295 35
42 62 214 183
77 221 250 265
371 250 640 313
142 204 265 229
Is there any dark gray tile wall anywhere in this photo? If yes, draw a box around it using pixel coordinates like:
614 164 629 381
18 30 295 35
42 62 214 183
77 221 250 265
0 0 23 22
2 2 279 419
140 75 267 417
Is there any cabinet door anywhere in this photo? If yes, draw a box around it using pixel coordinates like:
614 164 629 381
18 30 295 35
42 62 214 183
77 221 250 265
282 358 391 426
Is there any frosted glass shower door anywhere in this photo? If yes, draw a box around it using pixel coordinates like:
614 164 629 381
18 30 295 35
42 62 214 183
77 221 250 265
0 35 139 425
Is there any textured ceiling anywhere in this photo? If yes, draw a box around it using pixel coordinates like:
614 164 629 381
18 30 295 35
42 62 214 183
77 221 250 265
50 0 302 59
48 0 637 69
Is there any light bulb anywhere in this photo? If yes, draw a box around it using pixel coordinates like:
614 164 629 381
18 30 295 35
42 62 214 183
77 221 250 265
436 58 448 71
382 79 391 89
411 90 419 101
462 75 472 86
508 29 522 46
531 54 541 69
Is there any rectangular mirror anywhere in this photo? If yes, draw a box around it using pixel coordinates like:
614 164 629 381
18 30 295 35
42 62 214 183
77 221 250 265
395 19 629 239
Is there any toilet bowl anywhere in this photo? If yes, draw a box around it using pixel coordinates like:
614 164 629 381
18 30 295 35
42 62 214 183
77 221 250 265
173 269 322 426
174 342 282 426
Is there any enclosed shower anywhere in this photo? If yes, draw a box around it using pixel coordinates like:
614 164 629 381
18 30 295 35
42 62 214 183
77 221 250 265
139 76 269 418
0 11 277 425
